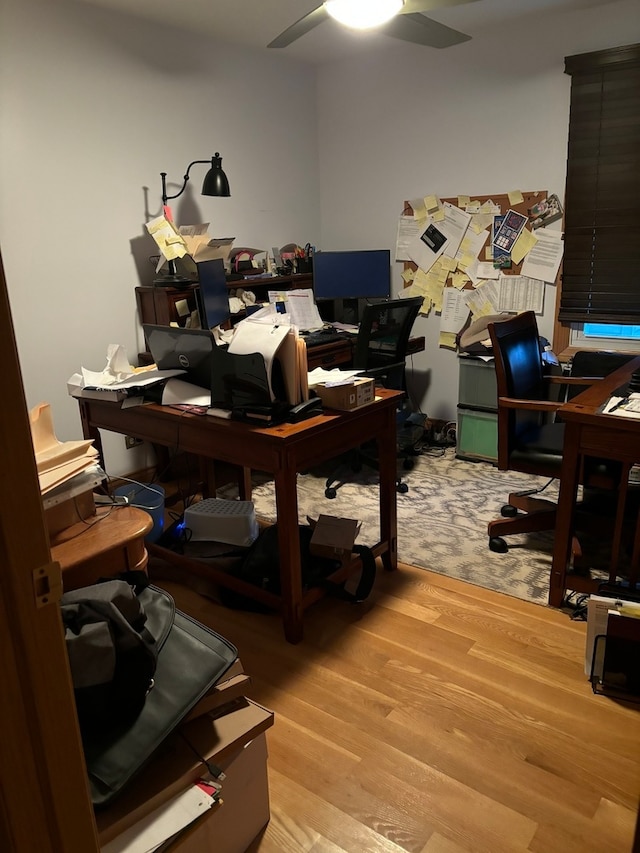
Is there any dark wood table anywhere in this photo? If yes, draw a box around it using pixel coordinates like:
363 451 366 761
77 390 402 642
549 355 640 606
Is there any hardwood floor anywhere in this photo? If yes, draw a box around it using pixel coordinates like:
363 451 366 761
155 561 640 853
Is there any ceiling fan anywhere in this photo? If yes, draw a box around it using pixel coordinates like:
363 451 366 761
268 0 481 50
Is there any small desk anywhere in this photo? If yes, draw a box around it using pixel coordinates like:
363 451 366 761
50 505 152 591
77 390 402 642
549 356 640 606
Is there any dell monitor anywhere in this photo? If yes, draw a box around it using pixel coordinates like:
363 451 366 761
312 249 391 324
196 258 229 330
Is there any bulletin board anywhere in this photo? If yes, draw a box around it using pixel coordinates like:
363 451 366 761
399 189 558 348
402 189 548 280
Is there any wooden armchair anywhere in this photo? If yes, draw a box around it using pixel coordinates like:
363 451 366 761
486 311 621 554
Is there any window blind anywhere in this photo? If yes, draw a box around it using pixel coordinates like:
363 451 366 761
560 44 640 324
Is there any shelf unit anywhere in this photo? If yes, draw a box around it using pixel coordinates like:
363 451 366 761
135 272 313 334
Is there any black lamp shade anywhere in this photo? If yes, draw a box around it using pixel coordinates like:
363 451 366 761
202 153 230 197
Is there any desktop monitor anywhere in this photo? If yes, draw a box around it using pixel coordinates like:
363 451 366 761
196 258 229 330
312 249 391 301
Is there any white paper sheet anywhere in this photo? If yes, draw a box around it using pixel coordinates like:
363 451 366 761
497 274 545 314
440 288 470 334
161 378 211 407
308 367 363 386
407 202 472 273
101 784 216 853
520 228 564 283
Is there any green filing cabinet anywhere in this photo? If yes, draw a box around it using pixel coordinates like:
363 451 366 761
455 356 498 463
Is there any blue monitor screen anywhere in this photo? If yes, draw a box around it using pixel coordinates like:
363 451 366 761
312 249 391 300
196 258 229 329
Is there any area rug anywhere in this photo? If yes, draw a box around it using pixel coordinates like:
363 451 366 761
220 450 561 605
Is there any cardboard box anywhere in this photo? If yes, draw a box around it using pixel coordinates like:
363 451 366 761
43 488 96 536
182 672 251 723
97 698 274 846
164 733 270 853
314 376 375 411
310 514 360 564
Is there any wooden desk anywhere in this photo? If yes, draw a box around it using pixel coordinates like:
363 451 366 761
77 390 402 642
305 334 426 371
549 356 640 606
137 333 425 372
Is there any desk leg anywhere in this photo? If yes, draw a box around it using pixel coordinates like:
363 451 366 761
78 400 105 467
378 405 398 572
274 462 303 644
549 423 581 607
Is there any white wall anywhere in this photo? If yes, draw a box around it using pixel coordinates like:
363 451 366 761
316 0 640 419
1 0 638 473
0 0 320 474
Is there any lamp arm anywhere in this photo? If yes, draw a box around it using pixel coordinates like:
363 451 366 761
161 159 211 204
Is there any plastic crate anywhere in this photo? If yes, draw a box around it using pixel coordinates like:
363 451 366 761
458 357 497 409
456 406 498 462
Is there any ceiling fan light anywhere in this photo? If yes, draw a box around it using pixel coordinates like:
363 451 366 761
324 0 403 31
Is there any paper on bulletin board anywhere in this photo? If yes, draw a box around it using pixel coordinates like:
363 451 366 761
521 229 563 283
407 203 472 273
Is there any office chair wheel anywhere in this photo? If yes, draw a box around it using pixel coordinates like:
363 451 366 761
397 482 409 494
501 504 519 517
325 487 338 499
489 536 509 553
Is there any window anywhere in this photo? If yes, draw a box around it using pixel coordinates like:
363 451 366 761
553 43 640 356
570 323 640 353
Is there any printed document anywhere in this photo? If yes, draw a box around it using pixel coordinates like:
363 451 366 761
497 274 544 314
521 228 563 283
408 202 471 273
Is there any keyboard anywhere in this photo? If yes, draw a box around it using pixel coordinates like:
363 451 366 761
303 331 349 348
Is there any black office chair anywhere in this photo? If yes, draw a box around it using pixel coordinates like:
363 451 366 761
486 311 623 554
324 296 423 499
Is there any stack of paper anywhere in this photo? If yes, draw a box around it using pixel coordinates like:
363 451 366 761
67 344 183 402
29 403 99 494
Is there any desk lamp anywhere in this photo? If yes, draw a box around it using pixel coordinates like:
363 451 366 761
154 153 231 287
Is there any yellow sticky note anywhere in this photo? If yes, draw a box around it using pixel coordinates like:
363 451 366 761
508 190 524 205
432 207 445 222
411 198 427 221
439 331 457 350
401 267 415 284
412 269 430 296
424 194 439 212
419 297 432 316
451 272 470 290
458 195 471 208
511 228 538 265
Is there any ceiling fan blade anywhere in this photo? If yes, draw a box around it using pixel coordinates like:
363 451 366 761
401 0 480 13
268 4 329 48
382 12 471 48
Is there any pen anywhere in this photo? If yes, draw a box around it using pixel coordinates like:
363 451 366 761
608 396 629 413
